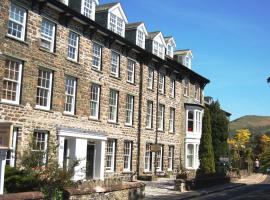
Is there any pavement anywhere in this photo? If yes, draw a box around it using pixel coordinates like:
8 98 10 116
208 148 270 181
144 173 267 200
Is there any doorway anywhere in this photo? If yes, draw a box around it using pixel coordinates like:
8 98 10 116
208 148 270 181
86 142 95 179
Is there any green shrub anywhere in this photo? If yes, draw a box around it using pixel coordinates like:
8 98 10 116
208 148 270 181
4 166 40 193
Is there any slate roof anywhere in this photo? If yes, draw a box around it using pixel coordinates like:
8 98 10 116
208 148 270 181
146 31 161 40
126 22 143 30
164 36 173 43
174 49 192 55
96 2 118 12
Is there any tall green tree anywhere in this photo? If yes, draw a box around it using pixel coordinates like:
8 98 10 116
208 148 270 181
198 107 215 175
208 101 229 164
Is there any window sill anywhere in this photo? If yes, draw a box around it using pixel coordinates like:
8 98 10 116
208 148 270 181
39 47 57 56
5 34 29 46
122 171 133 174
34 107 54 113
0 101 24 108
124 124 134 128
107 121 119 125
106 170 115 173
66 58 80 65
91 67 103 74
147 88 154 92
157 129 165 133
63 113 78 118
89 117 101 122
127 81 136 86
109 75 121 80
169 131 175 134
183 95 189 98
145 127 153 130
158 93 166 97
143 171 153 174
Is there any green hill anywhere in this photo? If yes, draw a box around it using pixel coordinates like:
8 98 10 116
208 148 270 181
230 115 270 135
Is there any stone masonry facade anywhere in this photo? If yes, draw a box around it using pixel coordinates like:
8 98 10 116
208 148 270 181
0 0 209 182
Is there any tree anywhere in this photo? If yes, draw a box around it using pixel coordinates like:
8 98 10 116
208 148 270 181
198 107 215 175
208 101 229 164
228 129 251 169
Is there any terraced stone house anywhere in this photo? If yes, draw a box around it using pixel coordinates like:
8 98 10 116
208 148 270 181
0 0 209 181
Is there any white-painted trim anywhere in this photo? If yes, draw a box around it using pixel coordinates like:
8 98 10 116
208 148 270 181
58 128 107 141
108 3 128 23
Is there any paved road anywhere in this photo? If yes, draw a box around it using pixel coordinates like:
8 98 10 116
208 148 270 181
190 175 270 200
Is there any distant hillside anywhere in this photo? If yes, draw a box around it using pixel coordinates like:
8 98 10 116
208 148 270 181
230 115 270 135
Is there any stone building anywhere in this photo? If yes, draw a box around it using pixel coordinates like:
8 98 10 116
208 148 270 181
0 0 209 181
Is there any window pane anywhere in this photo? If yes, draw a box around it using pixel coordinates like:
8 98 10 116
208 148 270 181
146 101 153 128
147 67 154 89
82 0 93 18
36 69 52 109
40 19 55 52
106 140 115 171
92 43 102 70
124 141 131 170
8 3 26 40
2 59 22 103
90 84 100 118
68 32 79 61
125 95 134 125
64 76 76 114
111 51 119 77
109 90 118 122
127 59 135 83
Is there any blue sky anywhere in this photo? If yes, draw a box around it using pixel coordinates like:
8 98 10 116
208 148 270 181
101 0 270 120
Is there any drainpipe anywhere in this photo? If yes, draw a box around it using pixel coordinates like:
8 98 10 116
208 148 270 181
136 56 144 180
154 65 160 176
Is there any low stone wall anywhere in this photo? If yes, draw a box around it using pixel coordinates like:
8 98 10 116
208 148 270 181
0 182 145 200
64 182 145 200
0 191 44 200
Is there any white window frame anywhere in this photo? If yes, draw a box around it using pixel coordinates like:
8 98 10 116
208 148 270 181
170 78 175 98
6 128 18 167
185 56 191 68
169 108 175 133
195 110 202 133
110 51 120 77
195 84 201 102
144 144 151 172
183 78 189 97
137 29 145 48
7 3 27 41
67 31 79 61
106 140 116 172
157 104 165 131
123 141 132 172
109 13 125 36
187 110 194 132
90 83 100 119
168 146 174 171
63 0 69 5
40 18 56 52
81 0 94 19
147 67 154 90
146 100 153 129
158 73 165 94
1 59 22 105
127 59 135 83
158 43 164 58
36 69 53 110
32 131 48 166
156 145 163 172
153 41 158 56
186 144 194 169
92 42 102 70
108 89 118 122
167 45 173 58
64 76 77 115
125 95 134 126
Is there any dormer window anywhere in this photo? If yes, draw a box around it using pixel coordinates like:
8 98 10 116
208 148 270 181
137 30 144 48
109 13 124 36
153 41 164 58
185 56 191 68
167 45 173 57
81 0 96 20
165 37 176 58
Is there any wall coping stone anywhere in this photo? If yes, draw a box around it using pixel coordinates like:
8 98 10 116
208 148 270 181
64 181 145 196
0 191 44 200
